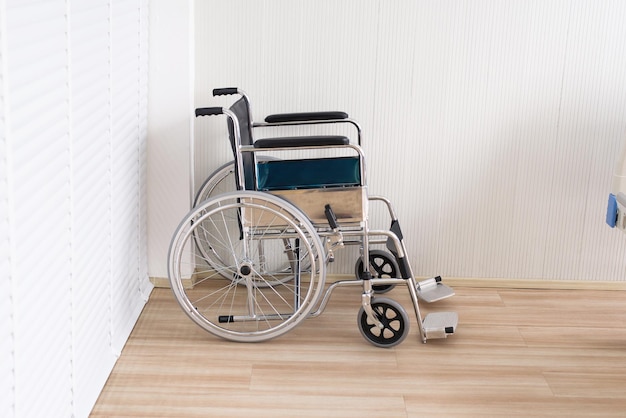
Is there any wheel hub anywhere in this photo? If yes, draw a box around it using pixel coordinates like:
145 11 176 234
238 262 253 277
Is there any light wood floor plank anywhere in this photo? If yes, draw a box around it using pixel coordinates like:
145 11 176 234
90 286 626 417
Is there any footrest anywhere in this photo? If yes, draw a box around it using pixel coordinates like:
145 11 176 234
423 312 458 340
416 276 455 303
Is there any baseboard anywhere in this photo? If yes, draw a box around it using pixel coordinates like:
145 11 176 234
150 274 626 291
150 276 194 289
443 276 626 291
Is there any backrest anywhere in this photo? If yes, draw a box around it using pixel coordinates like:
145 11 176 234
226 97 255 190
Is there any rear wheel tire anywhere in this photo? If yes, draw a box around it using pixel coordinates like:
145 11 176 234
169 191 326 342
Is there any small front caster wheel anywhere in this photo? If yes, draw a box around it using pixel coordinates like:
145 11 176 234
357 297 409 348
355 250 399 294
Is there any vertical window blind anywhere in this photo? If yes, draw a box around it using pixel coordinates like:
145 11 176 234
0 1 150 417
1 6 15 417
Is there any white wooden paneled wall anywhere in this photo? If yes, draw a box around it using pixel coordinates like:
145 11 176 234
194 0 626 282
0 1 150 417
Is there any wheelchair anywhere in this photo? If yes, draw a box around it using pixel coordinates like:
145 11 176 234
168 88 458 347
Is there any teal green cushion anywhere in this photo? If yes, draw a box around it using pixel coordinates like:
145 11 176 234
256 157 360 190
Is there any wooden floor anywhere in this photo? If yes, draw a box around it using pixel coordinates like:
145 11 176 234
90 284 626 417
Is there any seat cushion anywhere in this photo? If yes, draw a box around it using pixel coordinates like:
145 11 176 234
256 157 360 190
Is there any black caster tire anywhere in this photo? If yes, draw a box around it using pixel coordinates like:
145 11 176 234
357 297 409 348
355 250 399 294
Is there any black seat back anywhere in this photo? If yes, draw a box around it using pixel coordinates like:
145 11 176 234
226 97 255 190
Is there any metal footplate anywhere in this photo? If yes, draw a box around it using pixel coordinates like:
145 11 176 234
416 276 455 303
423 311 458 339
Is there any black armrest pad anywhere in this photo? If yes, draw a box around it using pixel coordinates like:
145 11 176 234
254 136 349 148
264 111 348 123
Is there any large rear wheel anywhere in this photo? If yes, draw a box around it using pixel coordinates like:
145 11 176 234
169 191 326 342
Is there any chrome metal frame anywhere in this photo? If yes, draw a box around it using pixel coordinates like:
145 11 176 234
223 101 422 337
184 89 457 346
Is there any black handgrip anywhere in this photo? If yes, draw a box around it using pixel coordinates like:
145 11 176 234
213 87 238 96
325 204 339 229
195 107 223 117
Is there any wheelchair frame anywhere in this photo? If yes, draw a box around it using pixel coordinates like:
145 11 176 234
168 88 458 347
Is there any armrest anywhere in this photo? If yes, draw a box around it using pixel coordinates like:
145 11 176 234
264 111 348 123
255 111 362 147
254 136 349 148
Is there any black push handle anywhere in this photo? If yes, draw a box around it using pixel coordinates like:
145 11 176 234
212 87 239 96
195 107 223 117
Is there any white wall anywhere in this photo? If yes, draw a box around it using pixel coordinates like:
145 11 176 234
146 0 194 280
192 0 626 282
0 1 150 417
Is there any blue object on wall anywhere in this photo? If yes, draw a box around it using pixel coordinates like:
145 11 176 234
606 193 618 228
